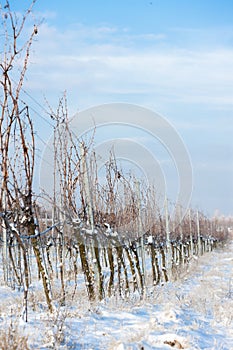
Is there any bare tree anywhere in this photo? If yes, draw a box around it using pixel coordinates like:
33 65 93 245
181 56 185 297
0 0 53 314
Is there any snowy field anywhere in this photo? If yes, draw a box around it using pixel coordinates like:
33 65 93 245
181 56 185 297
0 241 233 349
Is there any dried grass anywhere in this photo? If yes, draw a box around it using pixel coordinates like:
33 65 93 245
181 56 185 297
0 321 30 350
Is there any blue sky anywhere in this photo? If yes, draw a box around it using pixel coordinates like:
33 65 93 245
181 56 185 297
7 0 233 216
34 0 233 30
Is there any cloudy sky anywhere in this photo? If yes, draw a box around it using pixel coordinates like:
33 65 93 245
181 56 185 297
9 0 233 216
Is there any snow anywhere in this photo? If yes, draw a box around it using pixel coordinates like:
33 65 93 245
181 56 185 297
0 241 233 349
147 236 153 244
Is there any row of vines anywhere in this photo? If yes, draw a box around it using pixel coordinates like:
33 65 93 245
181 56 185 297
0 145 229 321
0 0 230 323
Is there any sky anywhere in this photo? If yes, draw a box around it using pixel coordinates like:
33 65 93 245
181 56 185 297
5 0 233 216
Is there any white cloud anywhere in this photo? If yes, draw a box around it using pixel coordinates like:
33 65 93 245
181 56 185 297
22 22 233 119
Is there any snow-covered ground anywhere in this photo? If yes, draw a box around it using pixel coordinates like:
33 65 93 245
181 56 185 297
0 241 233 349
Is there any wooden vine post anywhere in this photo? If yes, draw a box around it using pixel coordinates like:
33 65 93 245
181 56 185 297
165 197 172 280
197 210 202 256
179 205 184 266
2 191 8 284
189 209 194 257
135 180 146 293
80 142 100 300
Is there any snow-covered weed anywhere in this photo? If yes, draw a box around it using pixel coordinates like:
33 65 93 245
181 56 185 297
42 307 67 349
0 319 29 350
